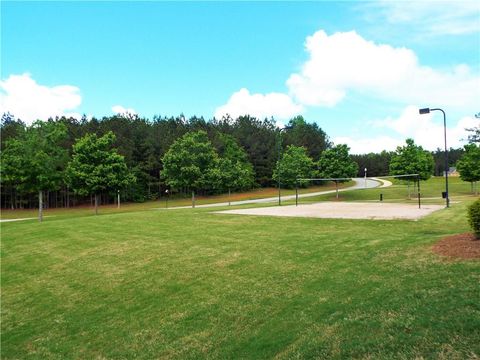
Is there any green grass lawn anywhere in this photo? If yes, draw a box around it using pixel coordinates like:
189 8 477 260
1 180 479 359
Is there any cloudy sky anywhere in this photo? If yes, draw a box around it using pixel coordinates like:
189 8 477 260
1 1 479 153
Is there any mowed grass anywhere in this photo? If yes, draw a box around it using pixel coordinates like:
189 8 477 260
1 187 480 358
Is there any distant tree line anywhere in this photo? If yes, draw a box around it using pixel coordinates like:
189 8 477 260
0 113 330 210
1 111 478 213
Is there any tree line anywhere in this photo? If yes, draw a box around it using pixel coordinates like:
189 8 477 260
1 112 479 215
0 113 330 210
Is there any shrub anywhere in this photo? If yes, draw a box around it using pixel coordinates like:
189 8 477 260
468 199 480 239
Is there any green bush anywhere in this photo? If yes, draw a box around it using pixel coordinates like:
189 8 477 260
467 199 480 239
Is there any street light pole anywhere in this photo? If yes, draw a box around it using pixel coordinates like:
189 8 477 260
419 107 449 208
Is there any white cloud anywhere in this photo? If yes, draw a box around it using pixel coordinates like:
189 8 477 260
112 105 137 116
0 73 82 124
333 135 403 154
286 30 480 109
368 0 480 36
214 88 303 121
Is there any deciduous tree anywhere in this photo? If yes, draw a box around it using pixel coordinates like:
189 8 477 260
317 144 358 197
389 138 434 181
161 131 219 207
456 143 480 195
273 145 315 188
66 131 135 215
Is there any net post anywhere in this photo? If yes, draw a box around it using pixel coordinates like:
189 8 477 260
417 175 421 209
295 178 298 206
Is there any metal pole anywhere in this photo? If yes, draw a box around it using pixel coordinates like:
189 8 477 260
295 179 298 206
442 110 450 208
277 131 281 206
117 190 120 209
417 176 421 209
419 107 449 207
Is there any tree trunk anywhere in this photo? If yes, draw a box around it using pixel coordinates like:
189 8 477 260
94 194 99 215
11 188 14 209
192 190 195 208
38 190 43 222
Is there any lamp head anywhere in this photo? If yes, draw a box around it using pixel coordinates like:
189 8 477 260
419 108 430 115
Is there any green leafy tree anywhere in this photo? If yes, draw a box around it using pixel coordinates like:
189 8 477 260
317 144 358 197
66 131 135 215
1 137 28 209
317 144 358 179
161 131 219 207
1 121 67 221
284 115 331 160
456 144 480 195
273 145 315 188
215 133 255 196
389 138 434 181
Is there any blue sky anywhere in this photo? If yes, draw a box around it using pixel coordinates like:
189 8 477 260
1 1 479 153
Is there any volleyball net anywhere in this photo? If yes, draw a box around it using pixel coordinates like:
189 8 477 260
293 174 423 207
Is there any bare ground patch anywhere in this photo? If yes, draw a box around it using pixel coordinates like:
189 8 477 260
432 233 480 260
216 202 443 220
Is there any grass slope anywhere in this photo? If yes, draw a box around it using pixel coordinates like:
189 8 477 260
1 182 479 359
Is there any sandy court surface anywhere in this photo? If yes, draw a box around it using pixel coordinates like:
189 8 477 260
216 202 444 220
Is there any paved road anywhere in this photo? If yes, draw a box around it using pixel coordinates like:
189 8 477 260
159 178 385 210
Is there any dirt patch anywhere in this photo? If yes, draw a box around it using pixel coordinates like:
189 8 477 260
432 233 480 260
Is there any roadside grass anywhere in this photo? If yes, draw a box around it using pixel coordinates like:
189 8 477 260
1 193 479 358
0 181 353 220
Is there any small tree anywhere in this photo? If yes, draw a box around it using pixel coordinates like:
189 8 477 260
161 131 219 207
317 144 358 198
66 131 135 215
389 138 434 197
390 139 434 180
215 133 255 202
456 144 480 195
1 121 67 221
273 145 314 188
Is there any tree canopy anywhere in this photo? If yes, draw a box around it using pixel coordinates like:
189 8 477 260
456 143 480 194
1 120 68 220
161 131 219 193
273 145 315 188
215 133 255 192
66 131 135 214
283 116 331 160
389 138 434 181
317 144 358 180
